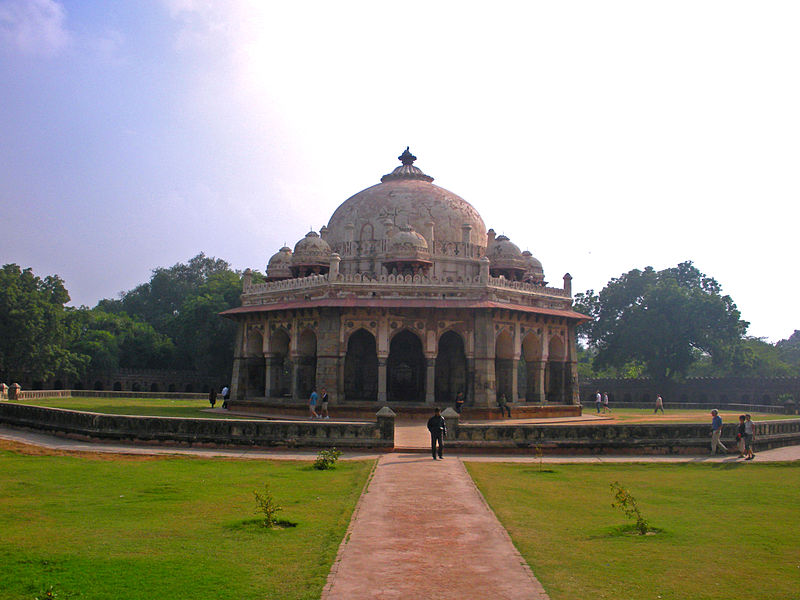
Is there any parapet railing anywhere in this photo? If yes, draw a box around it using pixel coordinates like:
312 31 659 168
8 390 208 401
243 272 569 302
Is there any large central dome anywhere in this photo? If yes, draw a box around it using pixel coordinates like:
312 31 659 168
325 148 487 253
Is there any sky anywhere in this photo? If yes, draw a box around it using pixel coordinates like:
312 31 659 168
1 0 799 342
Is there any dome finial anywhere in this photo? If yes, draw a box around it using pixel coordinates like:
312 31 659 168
399 146 416 166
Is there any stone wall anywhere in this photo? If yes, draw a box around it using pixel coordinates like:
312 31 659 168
22 369 222 395
0 403 394 450
580 377 800 407
449 418 800 454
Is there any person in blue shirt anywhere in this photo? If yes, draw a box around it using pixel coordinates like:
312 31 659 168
309 389 319 419
710 409 728 455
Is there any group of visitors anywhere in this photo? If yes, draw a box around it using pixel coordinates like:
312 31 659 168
594 390 611 413
710 409 755 459
208 386 230 409
308 387 330 419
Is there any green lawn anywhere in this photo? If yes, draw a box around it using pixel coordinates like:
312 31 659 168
0 442 373 600
466 461 800 600
13 396 254 419
591 407 796 423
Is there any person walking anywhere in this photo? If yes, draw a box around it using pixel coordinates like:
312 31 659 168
710 409 728 455
744 413 755 460
208 388 217 409
654 394 664 414
320 387 330 419
221 385 230 409
595 390 602 413
736 414 746 458
427 407 447 460
308 388 319 419
497 394 511 418
602 392 611 413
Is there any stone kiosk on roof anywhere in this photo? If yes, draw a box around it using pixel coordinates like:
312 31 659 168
222 148 589 410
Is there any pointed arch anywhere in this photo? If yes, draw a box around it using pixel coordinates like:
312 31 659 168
345 328 378 401
435 330 466 404
387 329 425 402
495 329 514 400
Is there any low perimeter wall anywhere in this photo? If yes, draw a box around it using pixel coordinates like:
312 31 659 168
0 403 394 450
448 418 800 454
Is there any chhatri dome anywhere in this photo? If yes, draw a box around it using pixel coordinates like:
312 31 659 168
226 148 587 409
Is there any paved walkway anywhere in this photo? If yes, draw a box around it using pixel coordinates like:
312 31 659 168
321 452 548 600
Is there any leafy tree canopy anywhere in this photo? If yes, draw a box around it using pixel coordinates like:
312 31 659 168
0 264 86 382
574 262 749 381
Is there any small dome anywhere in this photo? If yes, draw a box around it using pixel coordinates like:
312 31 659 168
488 235 525 267
522 250 545 283
383 225 432 275
387 226 430 256
266 246 293 281
291 231 331 277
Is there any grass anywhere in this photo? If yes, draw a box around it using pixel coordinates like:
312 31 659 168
466 461 800 600
12 396 255 419
0 440 374 600
588 407 796 424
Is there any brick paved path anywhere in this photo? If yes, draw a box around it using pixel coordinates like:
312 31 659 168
321 452 549 600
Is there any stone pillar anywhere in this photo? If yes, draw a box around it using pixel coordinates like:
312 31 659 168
563 272 572 296
329 253 341 280
511 357 520 402
377 356 388 403
472 311 495 407
376 406 396 444
264 354 279 398
442 407 459 440
479 256 490 284
229 325 245 400
290 355 301 401
535 360 547 404
425 357 436 404
317 307 341 402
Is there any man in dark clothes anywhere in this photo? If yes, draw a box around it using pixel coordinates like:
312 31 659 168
427 408 447 460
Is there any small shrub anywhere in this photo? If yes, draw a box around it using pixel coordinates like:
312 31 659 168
253 483 282 527
533 444 544 471
314 447 342 470
610 481 650 535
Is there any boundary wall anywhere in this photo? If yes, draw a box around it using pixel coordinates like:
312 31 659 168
0 403 394 450
446 417 800 454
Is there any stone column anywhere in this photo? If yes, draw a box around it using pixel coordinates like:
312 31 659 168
511 356 520 402
264 354 278 398
316 307 342 402
472 310 495 407
425 357 436 404
377 356 388 403
290 355 301 401
535 360 547 404
229 325 245 400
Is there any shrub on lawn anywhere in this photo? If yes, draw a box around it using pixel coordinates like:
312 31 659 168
610 481 650 535
253 483 282 527
314 447 342 470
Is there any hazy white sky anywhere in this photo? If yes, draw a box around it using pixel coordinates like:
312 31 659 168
1 0 798 341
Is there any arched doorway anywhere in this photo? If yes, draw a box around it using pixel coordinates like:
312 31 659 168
387 329 425 402
435 331 466 404
344 329 378 400
268 330 291 397
296 329 317 399
494 330 514 401
245 329 265 397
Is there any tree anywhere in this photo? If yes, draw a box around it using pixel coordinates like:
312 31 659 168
97 253 241 379
574 262 748 381
0 264 87 382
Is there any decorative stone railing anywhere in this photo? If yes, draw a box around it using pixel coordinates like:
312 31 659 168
243 272 570 299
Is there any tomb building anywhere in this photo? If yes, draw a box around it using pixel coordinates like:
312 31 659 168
222 148 589 407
